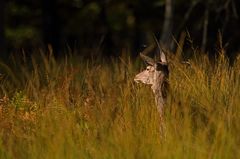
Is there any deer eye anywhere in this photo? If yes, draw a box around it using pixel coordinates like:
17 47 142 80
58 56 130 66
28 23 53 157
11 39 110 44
146 67 150 71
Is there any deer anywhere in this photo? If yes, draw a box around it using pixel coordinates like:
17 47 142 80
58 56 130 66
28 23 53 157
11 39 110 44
134 43 169 135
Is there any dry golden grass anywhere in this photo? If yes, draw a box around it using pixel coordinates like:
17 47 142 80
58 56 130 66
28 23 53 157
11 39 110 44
0 48 240 159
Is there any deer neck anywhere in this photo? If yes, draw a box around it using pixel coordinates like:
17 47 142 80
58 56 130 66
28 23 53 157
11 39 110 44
151 71 168 115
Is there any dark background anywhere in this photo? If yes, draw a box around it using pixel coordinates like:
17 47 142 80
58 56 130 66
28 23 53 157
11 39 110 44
0 0 239 60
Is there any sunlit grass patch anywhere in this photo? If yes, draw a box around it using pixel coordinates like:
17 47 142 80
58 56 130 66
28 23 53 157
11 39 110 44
0 49 240 158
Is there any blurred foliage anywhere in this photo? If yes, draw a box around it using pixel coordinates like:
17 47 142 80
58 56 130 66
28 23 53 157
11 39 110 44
1 0 240 58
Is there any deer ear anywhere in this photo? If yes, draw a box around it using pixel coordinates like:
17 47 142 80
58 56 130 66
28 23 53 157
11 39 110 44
160 50 167 63
152 35 167 63
140 53 155 65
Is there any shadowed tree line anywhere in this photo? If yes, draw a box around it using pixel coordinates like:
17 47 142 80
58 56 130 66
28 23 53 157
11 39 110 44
0 0 239 59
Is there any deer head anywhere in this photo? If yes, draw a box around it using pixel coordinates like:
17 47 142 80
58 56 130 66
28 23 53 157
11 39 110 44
134 46 169 92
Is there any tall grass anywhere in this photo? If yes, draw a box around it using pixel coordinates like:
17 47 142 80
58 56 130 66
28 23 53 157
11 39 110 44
0 48 240 159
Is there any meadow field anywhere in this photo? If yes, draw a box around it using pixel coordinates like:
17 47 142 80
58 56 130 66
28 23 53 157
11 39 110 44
0 47 240 159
